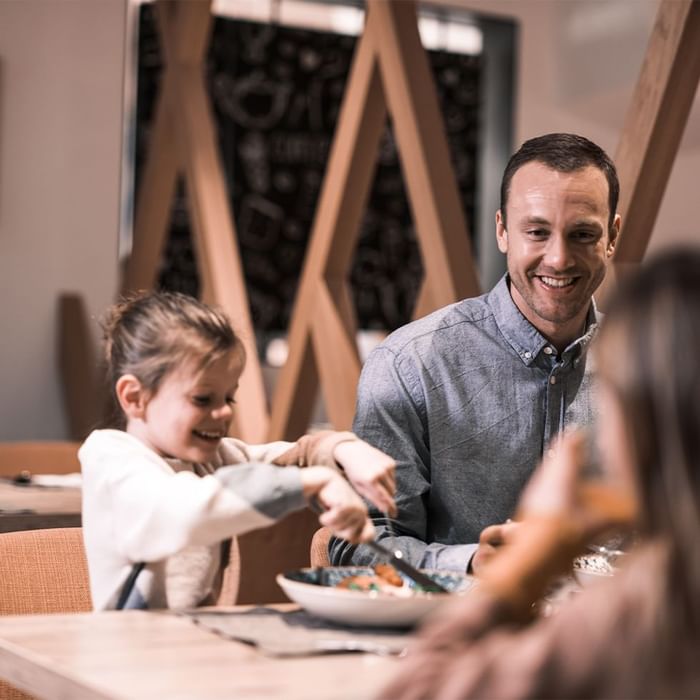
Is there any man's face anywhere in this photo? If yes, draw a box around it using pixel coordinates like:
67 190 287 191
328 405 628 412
496 161 619 347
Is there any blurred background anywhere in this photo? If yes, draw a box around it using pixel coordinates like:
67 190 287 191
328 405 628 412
0 0 698 440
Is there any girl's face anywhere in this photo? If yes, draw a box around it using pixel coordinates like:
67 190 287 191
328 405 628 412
134 348 244 463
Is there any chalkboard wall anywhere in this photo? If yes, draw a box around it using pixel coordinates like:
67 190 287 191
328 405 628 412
135 5 481 341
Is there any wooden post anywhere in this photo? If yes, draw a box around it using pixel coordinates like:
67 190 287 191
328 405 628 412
598 0 700 304
122 0 269 442
269 0 479 440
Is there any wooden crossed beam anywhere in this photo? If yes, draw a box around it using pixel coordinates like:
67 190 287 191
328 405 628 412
598 0 700 304
268 0 480 440
61 0 700 446
122 0 268 443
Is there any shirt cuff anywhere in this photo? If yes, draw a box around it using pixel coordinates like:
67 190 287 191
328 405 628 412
428 542 479 573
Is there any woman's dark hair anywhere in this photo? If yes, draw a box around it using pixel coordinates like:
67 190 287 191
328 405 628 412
596 247 700 681
500 133 619 230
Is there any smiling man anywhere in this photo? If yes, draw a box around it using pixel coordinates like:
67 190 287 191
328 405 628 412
330 133 620 574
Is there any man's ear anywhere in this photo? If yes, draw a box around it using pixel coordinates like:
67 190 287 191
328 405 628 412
607 213 621 257
115 374 148 420
495 210 508 253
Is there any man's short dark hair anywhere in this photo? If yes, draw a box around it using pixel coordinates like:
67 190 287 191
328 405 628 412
499 133 619 230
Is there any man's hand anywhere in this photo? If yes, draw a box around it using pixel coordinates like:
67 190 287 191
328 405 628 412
470 520 520 575
333 439 397 517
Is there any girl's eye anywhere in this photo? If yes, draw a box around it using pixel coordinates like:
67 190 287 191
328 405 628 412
225 396 237 406
192 396 211 407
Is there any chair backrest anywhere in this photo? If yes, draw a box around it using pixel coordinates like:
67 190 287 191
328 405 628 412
310 526 332 568
215 536 241 606
0 442 81 478
237 508 319 604
0 527 91 616
0 527 91 700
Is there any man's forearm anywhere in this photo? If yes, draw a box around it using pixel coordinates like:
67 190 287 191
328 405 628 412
330 525 478 573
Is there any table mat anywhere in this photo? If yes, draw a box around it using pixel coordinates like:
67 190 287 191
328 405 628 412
184 607 412 657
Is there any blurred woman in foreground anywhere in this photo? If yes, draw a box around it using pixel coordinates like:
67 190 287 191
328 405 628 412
381 248 700 699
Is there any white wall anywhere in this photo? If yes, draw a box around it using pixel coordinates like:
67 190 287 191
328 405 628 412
0 0 697 440
0 1 125 439
445 0 700 254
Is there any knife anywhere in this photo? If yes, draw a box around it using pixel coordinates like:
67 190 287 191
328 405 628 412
365 540 449 593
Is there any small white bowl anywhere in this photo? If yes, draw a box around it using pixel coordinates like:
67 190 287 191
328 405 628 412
572 552 617 587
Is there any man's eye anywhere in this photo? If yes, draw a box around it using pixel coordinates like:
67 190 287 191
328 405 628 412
527 229 548 238
573 230 598 242
192 396 211 407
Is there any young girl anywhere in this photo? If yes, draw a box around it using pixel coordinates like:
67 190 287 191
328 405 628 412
79 291 396 611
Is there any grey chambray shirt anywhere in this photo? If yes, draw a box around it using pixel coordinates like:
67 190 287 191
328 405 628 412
330 275 600 572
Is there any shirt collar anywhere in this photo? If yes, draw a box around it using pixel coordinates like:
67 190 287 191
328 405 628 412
487 274 599 366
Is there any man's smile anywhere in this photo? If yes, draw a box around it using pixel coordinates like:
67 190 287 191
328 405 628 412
535 275 578 290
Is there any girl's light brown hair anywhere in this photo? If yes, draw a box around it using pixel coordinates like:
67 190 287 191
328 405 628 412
103 291 243 415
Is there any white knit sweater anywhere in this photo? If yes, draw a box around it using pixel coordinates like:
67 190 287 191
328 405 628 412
79 429 355 610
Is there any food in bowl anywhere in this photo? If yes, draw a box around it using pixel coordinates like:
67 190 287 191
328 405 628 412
336 564 413 596
276 566 476 627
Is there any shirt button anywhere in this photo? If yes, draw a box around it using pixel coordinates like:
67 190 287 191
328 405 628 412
524 351 531 359
544 347 554 355
550 376 557 385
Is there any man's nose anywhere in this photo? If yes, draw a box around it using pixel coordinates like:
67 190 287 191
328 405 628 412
542 233 575 269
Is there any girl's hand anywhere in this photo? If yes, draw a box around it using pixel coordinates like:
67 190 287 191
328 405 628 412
333 440 397 517
300 467 375 543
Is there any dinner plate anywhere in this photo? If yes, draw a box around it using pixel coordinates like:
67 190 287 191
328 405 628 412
276 566 475 628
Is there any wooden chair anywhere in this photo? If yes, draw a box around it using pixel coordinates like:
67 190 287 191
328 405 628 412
0 441 81 478
236 509 320 604
310 526 332 568
0 527 91 700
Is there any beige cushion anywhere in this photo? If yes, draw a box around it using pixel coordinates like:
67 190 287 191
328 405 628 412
0 527 91 700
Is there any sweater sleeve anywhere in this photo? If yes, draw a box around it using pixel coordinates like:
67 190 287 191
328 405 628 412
79 430 304 564
270 430 358 468
227 431 359 470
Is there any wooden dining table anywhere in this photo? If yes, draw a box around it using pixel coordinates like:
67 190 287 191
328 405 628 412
0 480 81 533
0 607 401 699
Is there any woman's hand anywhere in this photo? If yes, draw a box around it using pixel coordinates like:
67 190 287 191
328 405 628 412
517 430 637 541
472 430 638 618
333 440 397 517
300 466 375 543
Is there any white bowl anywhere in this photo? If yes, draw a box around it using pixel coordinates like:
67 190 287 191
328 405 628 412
276 566 475 628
